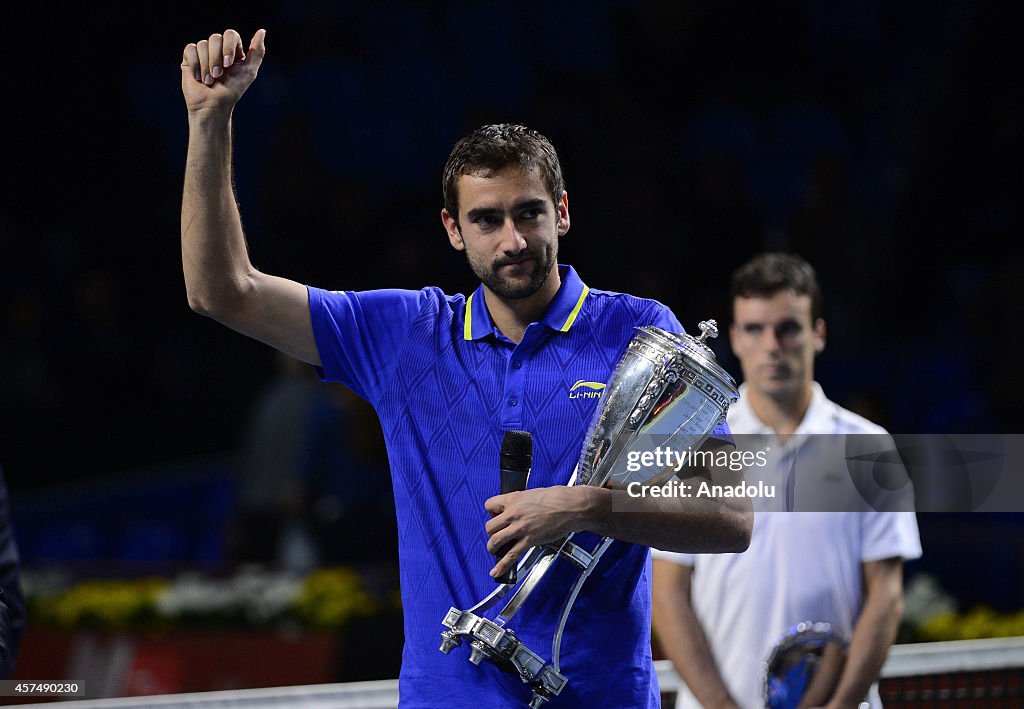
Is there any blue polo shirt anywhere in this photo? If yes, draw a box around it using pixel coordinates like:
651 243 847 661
308 266 693 707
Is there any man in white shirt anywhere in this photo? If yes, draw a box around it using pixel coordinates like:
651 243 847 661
652 253 922 708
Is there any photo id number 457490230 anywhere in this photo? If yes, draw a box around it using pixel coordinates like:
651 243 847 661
0 681 85 697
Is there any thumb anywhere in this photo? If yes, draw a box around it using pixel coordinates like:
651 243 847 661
246 28 267 70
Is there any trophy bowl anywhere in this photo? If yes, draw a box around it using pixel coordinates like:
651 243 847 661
577 321 739 489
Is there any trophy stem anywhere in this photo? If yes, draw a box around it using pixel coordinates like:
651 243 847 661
551 536 614 671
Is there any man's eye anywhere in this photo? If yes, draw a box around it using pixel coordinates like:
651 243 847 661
775 321 802 338
519 209 540 220
743 325 763 335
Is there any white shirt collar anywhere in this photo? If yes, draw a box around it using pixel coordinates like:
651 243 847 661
794 382 833 434
728 381 831 436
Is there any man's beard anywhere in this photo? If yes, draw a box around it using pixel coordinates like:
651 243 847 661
469 246 557 299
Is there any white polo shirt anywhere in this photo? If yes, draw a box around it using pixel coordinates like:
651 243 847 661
654 383 922 708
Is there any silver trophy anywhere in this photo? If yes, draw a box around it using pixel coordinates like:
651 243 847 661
440 321 739 707
763 621 848 709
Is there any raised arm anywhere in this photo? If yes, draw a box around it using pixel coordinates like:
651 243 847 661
180 28 320 366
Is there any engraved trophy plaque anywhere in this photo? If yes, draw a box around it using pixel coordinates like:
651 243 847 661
440 321 739 707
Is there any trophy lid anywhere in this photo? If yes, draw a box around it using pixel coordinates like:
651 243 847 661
637 320 738 396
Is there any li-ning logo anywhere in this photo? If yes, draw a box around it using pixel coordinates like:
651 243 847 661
569 380 606 400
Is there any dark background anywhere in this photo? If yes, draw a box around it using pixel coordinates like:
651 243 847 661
1 1 1021 613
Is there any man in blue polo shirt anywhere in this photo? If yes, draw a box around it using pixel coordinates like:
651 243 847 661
180 28 752 707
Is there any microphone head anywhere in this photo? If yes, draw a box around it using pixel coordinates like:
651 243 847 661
500 430 533 471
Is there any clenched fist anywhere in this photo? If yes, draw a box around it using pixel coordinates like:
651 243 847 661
181 28 266 116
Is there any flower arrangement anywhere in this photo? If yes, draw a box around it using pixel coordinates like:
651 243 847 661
900 572 1024 642
34 577 169 631
23 565 390 633
916 606 1024 642
26 567 1020 641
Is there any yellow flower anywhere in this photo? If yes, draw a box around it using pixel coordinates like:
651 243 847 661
294 567 378 631
37 578 168 631
917 605 1024 641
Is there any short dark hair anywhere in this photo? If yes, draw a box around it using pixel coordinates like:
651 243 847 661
442 124 565 222
730 252 824 321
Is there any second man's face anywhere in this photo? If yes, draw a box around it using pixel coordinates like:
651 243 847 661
443 166 569 300
729 290 825 400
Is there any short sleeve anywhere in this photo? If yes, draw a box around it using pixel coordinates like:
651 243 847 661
651 548 696 566
307 286 426 404
861 511 923 563
649 305 685 335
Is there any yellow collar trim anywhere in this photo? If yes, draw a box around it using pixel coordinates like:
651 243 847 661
464 292 475 340
559 285 590 332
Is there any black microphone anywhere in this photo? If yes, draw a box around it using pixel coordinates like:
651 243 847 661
494 430 532 584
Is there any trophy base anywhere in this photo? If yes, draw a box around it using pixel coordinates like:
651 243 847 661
440 608 567 707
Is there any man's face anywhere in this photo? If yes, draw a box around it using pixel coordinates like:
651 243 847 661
441 166 569 299
729 290 825 400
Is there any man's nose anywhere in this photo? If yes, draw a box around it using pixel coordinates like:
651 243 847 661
499 219 528 253
761 328 782 352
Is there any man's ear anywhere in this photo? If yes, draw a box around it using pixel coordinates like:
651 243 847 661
556 191 570 236
441 208 465 251
813 318 826 354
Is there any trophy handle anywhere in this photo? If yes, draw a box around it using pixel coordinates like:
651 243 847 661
551 536 614 671
467 545 550 615
493 460 616 669
497 548 559 624
494 465 600 624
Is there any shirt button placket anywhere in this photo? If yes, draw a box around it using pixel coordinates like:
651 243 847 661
503 349 527 427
